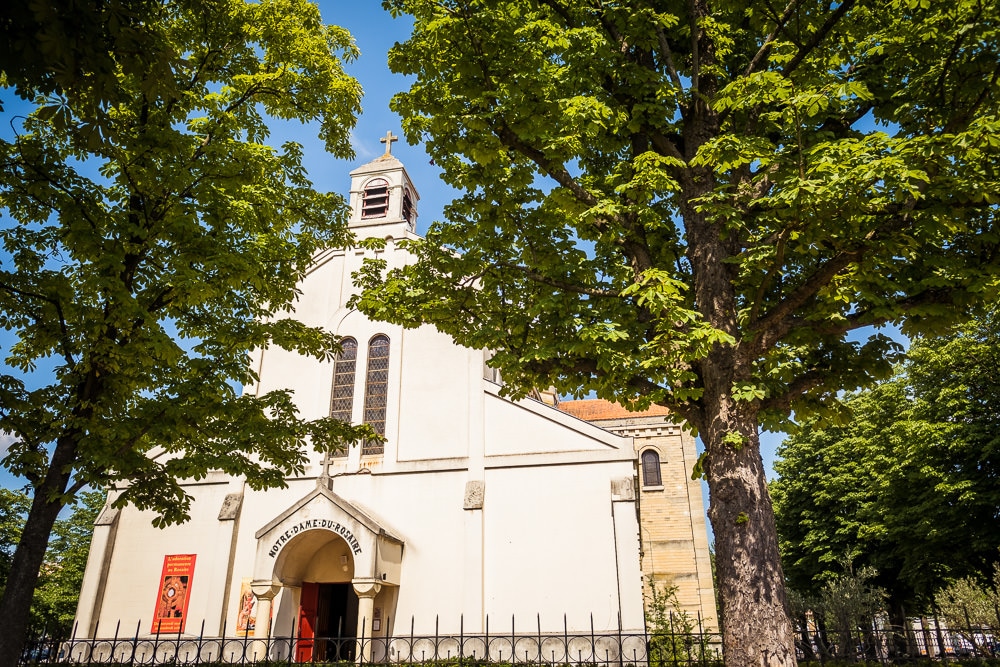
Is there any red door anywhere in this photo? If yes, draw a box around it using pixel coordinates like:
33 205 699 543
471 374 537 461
296 582 319 662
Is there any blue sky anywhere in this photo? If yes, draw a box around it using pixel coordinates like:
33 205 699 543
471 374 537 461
284 2 458 237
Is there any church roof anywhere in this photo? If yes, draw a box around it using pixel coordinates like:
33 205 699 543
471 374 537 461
349 152 404 175
254 484 405 544
557 399 671 421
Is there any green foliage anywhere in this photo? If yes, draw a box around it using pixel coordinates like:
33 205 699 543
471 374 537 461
362 0 1000 429
0 0 368 524
721 432 747 450
646 578 719 667
786 566 890 664
690 452 709 481
360 0 1000 660
772 313 1000 610
820 563 888 658
29 491 104 637
934 565 1000 631
0 0 167 112
0 488 104 637
0 487 31 594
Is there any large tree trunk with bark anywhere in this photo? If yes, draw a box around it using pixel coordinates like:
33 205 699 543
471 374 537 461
702 406 797 667
680 106 798 663
0 437 75 667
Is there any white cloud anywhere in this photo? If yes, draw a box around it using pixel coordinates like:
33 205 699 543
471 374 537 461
0 431 18 459
349 129 378 161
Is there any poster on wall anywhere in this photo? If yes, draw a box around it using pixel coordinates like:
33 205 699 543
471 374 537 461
151 554 196 634
236 578 258 636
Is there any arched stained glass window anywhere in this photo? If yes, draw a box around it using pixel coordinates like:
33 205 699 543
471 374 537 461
362 178 389 218
362 334 390 455
328 338 357 457
641 449 662 487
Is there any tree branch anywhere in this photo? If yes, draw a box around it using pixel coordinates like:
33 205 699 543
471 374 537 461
750 234 876 351
0 281 77 366
496 261 620 297
493 123 603 212
781 0 856 78
521 355 700 424
785 286 970 340
759 369 829 414
744 0 803 78
654 24 685 93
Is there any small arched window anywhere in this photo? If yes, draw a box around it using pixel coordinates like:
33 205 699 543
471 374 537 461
401 187 414 225
329 338 357 457
362 335 390 455
362 178 389 218
641 449 662 487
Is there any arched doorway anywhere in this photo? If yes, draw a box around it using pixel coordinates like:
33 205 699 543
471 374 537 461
273 529 359 662
251 486 404 662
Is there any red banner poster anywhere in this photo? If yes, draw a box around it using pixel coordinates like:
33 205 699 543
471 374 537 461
151 554 196 634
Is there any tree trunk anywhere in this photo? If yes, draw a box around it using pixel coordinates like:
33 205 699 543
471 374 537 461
679 159 797 665
796 614 815 660
886 597 909 659
0 437 76 666
703 411 797 667
816 616 832 659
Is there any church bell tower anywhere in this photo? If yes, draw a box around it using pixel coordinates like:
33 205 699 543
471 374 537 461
347 131 420 240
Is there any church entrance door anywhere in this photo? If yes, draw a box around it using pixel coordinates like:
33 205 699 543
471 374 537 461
296 582 359 662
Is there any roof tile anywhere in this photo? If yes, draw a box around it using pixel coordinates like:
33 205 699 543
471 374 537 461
557 399 670 421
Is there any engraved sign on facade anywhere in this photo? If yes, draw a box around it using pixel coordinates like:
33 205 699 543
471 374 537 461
267 519 362 558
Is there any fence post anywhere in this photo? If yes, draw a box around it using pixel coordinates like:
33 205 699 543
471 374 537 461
539 613 544 667
241 614 250 665
361 615 368 665
669 611 678 667
697 610 705 667
590 613 596 666
194 618 204 665
129 619 140 663
932 612 947 661
386 616 392 665
617 611 623 667
512 614 516 664
109 619 120 663
563 613 569 667
90 617 101 664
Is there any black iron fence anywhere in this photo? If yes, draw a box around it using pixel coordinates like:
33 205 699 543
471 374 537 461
17 615 1000 665
19 614 721 666
795 617 1000 664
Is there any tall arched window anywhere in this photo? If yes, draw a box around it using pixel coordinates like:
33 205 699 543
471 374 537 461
362 335 390 455
329 338 357 457
362 178 389 218
641 449 662 487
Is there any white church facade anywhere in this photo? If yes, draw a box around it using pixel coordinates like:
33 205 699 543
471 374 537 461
73 139 716 662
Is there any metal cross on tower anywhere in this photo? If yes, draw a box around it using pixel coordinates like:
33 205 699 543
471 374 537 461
380 130 398 155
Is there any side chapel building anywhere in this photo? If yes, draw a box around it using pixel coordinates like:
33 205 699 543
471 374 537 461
74 137 716 661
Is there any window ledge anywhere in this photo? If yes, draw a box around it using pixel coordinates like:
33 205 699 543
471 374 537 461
642 485 664 492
